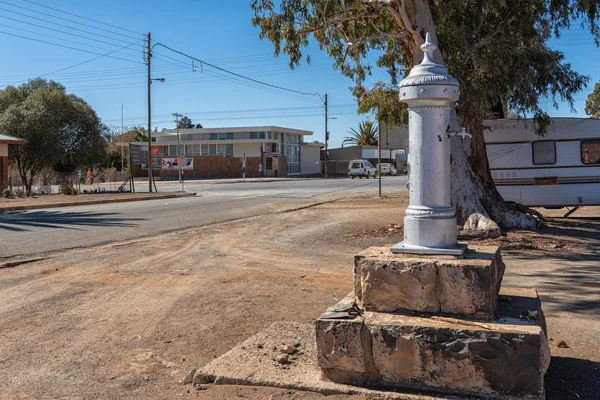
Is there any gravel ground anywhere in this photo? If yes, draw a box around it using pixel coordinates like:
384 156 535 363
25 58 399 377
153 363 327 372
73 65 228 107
0 193 597 400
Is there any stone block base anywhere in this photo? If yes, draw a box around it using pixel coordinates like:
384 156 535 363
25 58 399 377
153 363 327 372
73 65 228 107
316 287 550 399
354 245 505 319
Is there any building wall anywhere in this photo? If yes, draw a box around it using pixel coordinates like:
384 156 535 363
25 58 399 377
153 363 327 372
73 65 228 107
233 143 261 158
0 156 8 191
135 155 290 179
379 122 409 150
0 145 8 190
300 145 321 175
324 146 362 162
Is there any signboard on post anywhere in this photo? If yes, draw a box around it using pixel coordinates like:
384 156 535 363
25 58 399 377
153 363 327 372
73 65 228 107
129 143 148 165
161 157 193 170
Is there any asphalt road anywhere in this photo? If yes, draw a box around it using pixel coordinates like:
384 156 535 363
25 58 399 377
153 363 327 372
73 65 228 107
0 176 407 259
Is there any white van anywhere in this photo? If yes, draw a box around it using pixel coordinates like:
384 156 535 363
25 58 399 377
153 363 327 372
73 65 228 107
377 162 398 176
348 159 377 179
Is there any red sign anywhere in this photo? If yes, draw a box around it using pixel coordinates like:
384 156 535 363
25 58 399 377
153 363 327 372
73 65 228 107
263 144 272 152
151 145 159 156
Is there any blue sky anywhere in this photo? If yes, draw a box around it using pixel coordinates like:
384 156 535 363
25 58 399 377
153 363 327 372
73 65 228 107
0 0 597 148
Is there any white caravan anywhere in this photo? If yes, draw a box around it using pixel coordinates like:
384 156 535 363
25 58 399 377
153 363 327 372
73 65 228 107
484 118 600 211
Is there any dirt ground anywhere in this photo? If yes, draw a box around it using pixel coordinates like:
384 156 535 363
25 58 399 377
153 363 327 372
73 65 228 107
0 192 598 400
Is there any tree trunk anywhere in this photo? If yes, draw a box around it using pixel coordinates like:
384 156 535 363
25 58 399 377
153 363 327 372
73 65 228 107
450 117 539 236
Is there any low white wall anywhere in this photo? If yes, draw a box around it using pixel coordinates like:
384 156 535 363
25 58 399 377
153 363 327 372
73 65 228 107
301 145 321 175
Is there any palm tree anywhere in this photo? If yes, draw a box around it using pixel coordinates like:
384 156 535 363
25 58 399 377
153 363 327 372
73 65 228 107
343 121 378 146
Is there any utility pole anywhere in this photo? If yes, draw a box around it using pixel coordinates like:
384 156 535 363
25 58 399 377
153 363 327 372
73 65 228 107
146 32 153 193
121 103 124 174
324 93 328 179
173 112 183 183
378 118 382 197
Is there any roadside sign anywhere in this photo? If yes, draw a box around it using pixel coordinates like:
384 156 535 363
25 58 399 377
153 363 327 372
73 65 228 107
177 156 187 168
151 145 159 156
129 143 148 165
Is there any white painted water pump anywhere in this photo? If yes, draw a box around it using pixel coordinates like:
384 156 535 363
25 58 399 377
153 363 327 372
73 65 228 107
391 33 467 255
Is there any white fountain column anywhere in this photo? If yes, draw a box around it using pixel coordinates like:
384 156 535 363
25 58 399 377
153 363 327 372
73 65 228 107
391 33 466 255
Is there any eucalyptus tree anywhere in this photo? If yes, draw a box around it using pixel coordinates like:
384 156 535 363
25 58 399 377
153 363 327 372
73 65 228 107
585 81 600 118
251 0 598 234
0 78 106 194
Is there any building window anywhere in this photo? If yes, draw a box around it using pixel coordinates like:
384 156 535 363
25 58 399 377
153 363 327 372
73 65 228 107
157 146 168 156
258 132 266 139
217 143 232 155
201 144 209 155
209 144 217 155
169 145 177 156
250 132 258 139
210 133 218 140
581 139 600 164
192 144 201 155
532 140 556 165
177 145 185 156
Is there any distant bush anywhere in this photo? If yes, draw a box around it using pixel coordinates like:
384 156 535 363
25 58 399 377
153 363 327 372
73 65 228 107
1 188 12 198
14 189 25 197
70 187 78 195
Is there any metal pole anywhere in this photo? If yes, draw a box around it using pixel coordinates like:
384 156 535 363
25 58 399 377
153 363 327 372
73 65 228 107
173 113 182 183
121 103 124 173
146 32 153 193
324 93 328 179
378 118 382 197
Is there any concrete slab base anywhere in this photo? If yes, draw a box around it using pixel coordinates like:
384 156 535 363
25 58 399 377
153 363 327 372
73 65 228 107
193 322 452 399
316 287 550 400
354 246 505 319
390 241 468 256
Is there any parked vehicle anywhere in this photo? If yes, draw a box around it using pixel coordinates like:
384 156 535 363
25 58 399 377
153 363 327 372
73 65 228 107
377 163 398 176
348 159 377 179
484 118 600 209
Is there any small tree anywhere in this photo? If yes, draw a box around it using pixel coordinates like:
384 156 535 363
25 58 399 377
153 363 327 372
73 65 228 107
343 121 378 146
585 81 600 118
0 79 106 194
177 115 203 129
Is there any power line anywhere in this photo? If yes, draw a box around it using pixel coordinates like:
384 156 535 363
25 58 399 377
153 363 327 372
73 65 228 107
152 41 320 97
0 20 144 57
1 39 144 88
0 30 143 65
20 0 143 36
0 0 143 40
0 6 135 45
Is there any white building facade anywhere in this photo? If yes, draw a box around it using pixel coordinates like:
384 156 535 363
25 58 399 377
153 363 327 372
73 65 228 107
151 126 317 178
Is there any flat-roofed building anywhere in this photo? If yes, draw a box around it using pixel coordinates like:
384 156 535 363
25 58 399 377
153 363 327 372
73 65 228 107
136 126 319 179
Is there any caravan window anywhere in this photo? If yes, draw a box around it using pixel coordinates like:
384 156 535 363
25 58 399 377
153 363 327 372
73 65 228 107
581 140 600 164
532 140 556 165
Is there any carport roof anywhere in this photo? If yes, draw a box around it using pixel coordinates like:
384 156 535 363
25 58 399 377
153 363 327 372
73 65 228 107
0 133 26 144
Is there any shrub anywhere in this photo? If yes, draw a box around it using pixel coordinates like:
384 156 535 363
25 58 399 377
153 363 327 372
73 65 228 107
70 187 78 195
1 188 12 198
14 189 24 197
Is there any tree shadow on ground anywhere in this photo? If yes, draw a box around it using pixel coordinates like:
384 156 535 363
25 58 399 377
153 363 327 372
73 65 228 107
546 356 600 400
0 210 143 232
